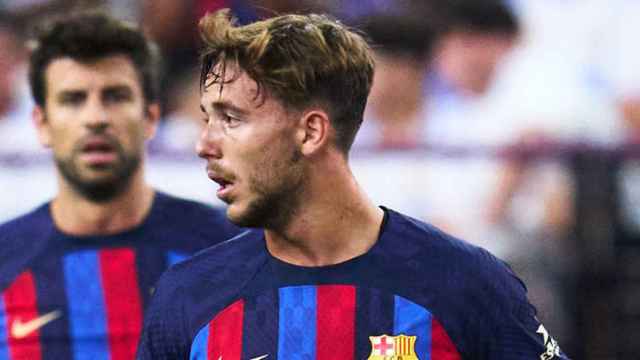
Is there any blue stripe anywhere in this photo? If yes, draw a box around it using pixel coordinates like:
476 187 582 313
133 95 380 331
278 286 317 359
167 251 189 267
189 323 210 360
394 296 432 359
0 296 9 360
63 251 110 360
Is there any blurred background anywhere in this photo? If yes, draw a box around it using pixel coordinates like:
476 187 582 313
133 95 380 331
1 0 639 358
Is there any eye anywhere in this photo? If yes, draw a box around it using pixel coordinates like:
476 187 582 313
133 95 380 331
58 91 85 105
222 113 241 128
103 87 133 103
214 108 242 128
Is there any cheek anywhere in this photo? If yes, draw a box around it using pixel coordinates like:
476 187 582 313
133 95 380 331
47 123 75 154
119 112 148 149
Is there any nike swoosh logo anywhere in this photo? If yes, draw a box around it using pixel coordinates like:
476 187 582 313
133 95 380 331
250 355 269 360
218 355 269 360
11 310 62 339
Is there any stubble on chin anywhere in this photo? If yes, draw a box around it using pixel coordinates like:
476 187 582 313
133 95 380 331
55 149 140 203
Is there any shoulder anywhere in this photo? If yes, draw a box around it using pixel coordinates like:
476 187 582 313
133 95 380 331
149 191 242 246
382 208 526 302
153 191 230 226
160 229 265 293
382 209 542 357
0 202 52 238
0 203 54 288
383 208 504 269
150 229 266 332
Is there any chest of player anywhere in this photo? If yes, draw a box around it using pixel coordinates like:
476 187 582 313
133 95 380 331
0 246 186 360
188 284 462 360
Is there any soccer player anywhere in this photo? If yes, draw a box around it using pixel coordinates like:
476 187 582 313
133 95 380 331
138 9 570 360
0 12 240 359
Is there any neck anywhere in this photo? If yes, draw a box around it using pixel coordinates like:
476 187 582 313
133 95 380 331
265 155 384 267
51 169 155 236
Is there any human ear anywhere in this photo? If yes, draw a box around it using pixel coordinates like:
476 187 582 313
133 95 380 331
298 110 331 156
32 106 52 147
144 103 161 140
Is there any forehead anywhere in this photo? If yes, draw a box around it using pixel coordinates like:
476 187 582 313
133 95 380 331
45 55 141 92
200 66 262 109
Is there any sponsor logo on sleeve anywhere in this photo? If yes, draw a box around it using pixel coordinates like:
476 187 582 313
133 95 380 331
537 325 562 360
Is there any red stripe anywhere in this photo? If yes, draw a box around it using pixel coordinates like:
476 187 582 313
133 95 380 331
3 271 43 360
99 248 143 360
316 285 355 360
431 318 461 359
208 300 244 360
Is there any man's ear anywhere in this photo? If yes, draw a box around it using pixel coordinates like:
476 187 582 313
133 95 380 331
144 103 161 140
32 106 52 147
297 110 331 156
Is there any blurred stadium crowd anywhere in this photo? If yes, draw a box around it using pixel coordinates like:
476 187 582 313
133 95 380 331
1 0 639 359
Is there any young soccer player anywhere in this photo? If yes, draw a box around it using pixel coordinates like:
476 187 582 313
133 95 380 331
139 9 569 360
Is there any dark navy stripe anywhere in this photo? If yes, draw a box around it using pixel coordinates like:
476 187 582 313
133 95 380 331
278 286 317 359
394 296 431 359
241 290 279 360
63 251 109 360
355 287 395 360
34 259 73 360
136 247 168 310
189 323 209 360
0 296 9 360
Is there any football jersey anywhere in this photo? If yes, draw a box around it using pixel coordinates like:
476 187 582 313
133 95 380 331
138 208 569 360
0 191 241 360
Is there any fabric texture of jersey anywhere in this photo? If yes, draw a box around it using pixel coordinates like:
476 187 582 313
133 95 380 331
138 208 569 360
0 191 240 360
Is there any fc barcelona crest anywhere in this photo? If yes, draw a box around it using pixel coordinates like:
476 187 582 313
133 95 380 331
367 334 419 360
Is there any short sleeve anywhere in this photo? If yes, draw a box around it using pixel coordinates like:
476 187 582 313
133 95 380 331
472 253 571 359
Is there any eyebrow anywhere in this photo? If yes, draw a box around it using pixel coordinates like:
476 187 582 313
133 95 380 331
206 100 248 116
55 83 133 96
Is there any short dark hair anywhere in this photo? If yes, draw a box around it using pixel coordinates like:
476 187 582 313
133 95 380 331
199 9 375 154
437 0 520 35
28 11 161 106
361 14 437 61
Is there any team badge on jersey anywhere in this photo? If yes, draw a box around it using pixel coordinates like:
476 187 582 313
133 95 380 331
367 334 419 360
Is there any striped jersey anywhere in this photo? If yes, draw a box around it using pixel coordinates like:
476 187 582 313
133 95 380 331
0 191 240 360
138 208 570 359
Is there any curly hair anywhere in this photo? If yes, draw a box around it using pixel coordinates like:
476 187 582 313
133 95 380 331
199 9 375 153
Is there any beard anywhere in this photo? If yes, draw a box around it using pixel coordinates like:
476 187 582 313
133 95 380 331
55 139 140 203
229 146 305 230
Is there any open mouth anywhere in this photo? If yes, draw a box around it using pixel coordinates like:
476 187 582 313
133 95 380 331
207 170 235 200
79 138 118 166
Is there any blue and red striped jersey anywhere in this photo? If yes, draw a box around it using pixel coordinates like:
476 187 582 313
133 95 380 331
139 208 570 359
0 191 241 360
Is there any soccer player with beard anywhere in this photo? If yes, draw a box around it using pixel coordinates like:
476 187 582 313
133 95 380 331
0 12 240 359
138 9 570 360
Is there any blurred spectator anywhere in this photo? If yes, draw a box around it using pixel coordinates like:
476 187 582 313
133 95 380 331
348 14 437 221
353 14 434 150
0 12 42 155
431 0 519 97
424 0 520 147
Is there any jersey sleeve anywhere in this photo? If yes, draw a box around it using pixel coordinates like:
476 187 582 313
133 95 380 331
137 268 190 360
474 253 571 359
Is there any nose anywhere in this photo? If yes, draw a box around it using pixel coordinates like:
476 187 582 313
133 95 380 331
83 96 109 130
196 120 223 159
